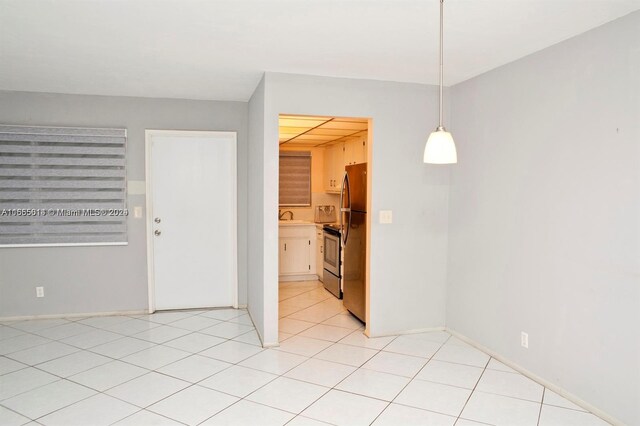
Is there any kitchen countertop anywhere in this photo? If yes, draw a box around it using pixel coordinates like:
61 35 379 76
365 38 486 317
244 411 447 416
278 220 334 227
278 220 315 226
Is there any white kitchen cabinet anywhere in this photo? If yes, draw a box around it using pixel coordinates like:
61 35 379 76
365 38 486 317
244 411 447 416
324 133 367 193
344 134 367 166
316 226 324 282
279 224 317 281
323 143 344 193
279 237 311 274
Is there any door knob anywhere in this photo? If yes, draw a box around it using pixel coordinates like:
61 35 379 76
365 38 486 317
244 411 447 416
154 217 161 223
154 230 161 236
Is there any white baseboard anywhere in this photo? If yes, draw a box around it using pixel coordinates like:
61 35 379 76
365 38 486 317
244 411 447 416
0 305 248 322
278 274 319 282
244 309 279 348
368 325 446 338
445 328 623 426
0 310 148 322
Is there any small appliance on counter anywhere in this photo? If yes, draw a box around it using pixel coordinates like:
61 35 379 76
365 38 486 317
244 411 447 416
315 205 336 223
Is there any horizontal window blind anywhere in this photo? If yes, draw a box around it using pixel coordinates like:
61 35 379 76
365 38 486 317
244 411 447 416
279 151 311 207
0 125 127 246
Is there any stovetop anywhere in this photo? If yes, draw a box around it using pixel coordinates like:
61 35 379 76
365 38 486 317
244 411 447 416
323 223 341 234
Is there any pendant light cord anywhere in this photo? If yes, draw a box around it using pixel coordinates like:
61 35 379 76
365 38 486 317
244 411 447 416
438 0 444 129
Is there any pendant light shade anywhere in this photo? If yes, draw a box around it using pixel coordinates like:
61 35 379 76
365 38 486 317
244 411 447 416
424 0 457 164
424 126 457 164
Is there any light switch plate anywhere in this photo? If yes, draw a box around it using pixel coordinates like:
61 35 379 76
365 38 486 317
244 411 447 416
379 210 393 224
127 180 146 195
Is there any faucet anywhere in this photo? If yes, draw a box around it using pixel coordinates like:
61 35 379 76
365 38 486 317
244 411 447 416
279 210 294 220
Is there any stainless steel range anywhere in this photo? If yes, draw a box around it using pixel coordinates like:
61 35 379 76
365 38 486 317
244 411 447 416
322 224 342 299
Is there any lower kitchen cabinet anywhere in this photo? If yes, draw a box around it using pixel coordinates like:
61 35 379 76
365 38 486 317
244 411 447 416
279 224 317 281
316 226 324 282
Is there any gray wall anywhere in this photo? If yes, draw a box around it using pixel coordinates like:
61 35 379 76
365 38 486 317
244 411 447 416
260 72 451 344
0 91 248 317
247 76 266 342
447 12 639 425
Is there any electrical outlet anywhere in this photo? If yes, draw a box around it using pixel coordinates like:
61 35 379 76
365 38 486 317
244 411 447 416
521 331 529 348
36 286 44 298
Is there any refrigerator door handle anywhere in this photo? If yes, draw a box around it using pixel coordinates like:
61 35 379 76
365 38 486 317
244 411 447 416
341 171 351 245
339 173 345 236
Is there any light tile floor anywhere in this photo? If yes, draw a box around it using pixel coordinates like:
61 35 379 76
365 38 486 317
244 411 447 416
0 280 611 425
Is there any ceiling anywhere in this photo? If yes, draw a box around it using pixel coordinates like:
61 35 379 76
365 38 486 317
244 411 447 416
1 1 638 102
279 115 368 147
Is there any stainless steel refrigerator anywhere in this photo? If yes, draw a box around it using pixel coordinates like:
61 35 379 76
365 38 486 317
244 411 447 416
340 163 367 323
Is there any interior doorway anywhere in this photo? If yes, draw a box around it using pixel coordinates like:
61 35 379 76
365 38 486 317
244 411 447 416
277 115 371 341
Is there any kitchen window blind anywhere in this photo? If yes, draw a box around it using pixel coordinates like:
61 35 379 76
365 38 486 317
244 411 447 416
279 151 311 207
0 125 128 247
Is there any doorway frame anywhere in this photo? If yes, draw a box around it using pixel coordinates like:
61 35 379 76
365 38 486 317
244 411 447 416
145 129 238 313
275 114 372 336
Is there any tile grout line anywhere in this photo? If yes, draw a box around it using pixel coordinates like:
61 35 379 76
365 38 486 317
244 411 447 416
454 355 491 425
367 333 454 425
537 387 546 426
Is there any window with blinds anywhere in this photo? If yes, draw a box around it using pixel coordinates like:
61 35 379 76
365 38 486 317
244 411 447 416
279 151 311 207
0 125 128 247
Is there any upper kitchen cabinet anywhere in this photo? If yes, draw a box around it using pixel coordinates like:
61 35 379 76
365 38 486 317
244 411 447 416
324 132 368 193
324 142 344 193
344 133 367 166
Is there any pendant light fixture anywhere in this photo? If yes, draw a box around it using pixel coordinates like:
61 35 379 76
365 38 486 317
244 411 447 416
424 0 457 164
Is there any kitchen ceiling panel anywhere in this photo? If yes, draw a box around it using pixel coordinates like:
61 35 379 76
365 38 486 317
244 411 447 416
305 128 357 136
279 114 369 146
279 126 318 133
289 134 337 142
279 118 329 128
320 121 369 131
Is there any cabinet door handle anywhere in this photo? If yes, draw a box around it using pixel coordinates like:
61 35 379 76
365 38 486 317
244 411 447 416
284 243 287 251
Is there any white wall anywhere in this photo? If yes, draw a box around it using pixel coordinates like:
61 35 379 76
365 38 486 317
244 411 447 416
259 73 451 343
247 76 268 343
447 12 640 425
0 91 249 317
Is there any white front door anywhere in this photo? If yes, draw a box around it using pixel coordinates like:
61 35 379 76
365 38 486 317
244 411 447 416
146 130 237 311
